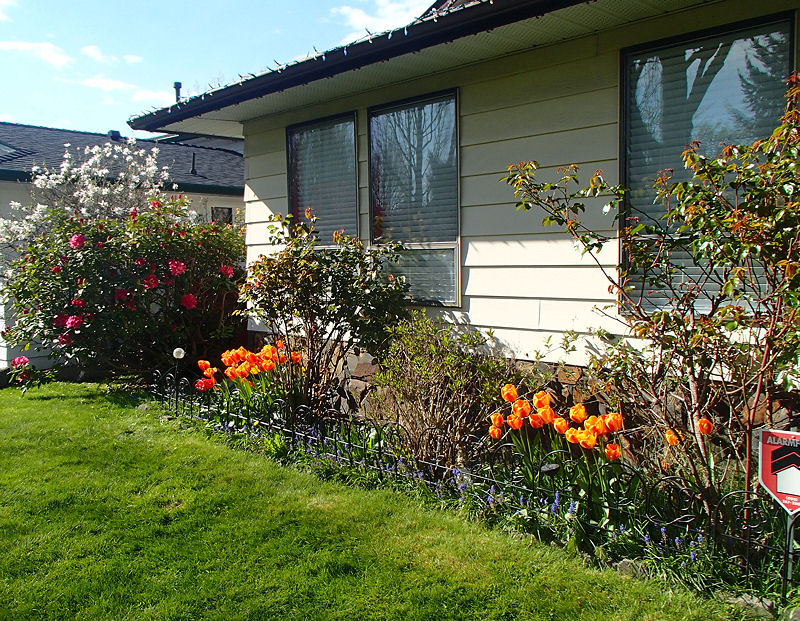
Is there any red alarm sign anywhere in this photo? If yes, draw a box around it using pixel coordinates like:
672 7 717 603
759 429 800 514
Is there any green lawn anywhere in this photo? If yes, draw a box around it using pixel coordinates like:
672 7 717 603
0 383 746 620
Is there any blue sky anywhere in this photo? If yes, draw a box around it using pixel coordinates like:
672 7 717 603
0 0 431 138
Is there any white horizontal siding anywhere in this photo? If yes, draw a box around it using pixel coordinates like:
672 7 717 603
241 1 799 362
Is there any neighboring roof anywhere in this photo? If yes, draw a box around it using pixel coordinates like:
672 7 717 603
0 122 244 196
156 133 245 154
127 0 713 137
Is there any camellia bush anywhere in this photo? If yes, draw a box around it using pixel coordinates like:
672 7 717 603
3 197 245 377
237 210 409 412
502 73 800 512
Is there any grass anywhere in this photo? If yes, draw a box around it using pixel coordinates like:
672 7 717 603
0 383 748 620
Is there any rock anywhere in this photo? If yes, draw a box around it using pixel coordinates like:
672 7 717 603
784 606 800 621
725 593 776 620
557 365 582 385
137 403 149 410
615 559 643 577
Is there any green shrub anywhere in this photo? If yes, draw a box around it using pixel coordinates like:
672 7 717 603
502 73 800 510
373 311 539 467
238 211 409 412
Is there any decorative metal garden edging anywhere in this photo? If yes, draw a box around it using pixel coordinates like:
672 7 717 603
151 370 800 602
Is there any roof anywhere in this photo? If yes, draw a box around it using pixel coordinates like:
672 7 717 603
0 122 244 196
127 0 715 137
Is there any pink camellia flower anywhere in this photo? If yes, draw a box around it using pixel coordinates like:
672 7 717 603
69 234 86 249
54 313 68 327
130 208 138 221
11 355 29 368
144 274 159 290
114 288 130 302
66 315 84 329
150 200 161 210
85 313 95 322
134 257 146 267
180 293 197 310
51 265 62 274
219 265 234 278
71 298 85 308
168 260 186 276
58 333 72 346
95 242 105 249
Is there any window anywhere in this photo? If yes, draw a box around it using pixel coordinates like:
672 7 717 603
211 206 233 225
369 92 459 305
287 114 358 244
623 17 792 306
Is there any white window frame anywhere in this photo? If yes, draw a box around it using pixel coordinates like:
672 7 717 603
367 90 461 307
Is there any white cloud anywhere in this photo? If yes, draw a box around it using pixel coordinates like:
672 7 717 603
332 0 430 41
0 41 71 68
131 89 174 107
79 75 137 91
81 44 118 64
0 0 16 22
0 113 13 122
123 54 143 64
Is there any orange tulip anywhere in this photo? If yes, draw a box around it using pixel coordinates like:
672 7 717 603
224 366 237 381
197 359 211 372
538 406 555 425
565 428 580 444
221 351 234 367
291 351 302 364
605 412 624 433
585 415 607 436
275 339 285 350
579 430 598 450
203 367 217 378
261 359 275 372
665 429 681 446
532 390 550 409
489 425 502 440
279 353 288 364
512 399 532 417
507 413 524 430
552 417 568 434
569 403 587 424
605 443 621 461
528 413 544 429
245 351 258 364
698 418 714 434
501 384 518 402
490 412 505 428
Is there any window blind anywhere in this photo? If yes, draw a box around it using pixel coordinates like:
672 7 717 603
288 115 358 244
623 19 791 308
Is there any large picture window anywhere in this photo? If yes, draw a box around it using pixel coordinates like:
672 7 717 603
369 92 459 305
287 114 358 244
623 17 792 306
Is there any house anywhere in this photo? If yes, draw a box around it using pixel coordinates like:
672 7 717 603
0 123 245 371
129 0 799 364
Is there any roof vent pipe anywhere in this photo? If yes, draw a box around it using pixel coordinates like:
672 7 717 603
190 152 196 175
174 81 182 102
107 130 122 141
